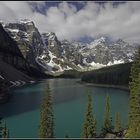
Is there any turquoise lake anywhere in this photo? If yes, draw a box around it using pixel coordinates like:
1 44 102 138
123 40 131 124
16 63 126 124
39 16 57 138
0 79 129 138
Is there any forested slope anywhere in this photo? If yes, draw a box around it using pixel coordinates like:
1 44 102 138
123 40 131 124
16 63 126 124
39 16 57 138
81 62 132 85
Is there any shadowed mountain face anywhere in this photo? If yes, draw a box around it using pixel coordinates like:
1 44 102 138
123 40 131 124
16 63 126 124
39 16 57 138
0 60 32 82
0 24 28 71
0 24 33 81
0 23 51 81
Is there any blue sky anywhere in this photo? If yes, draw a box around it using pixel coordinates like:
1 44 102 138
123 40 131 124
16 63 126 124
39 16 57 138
30 1 126 16
0 1 140 44
30 1 126 14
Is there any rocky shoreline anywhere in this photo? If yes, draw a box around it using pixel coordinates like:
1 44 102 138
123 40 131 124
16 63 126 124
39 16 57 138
78 81 129 92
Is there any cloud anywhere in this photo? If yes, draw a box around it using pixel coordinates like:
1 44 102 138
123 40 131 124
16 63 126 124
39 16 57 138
0 1 140 44
0 1 33 22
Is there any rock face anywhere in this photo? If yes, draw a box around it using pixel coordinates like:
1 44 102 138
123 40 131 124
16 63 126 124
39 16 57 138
42 32 62 57
0 23 28 70
0 23 35 82
4 19 46 69
104 129 127 138
2 20 138 73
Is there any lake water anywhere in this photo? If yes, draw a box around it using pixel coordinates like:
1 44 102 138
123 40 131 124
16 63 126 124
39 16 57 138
0 79 129 138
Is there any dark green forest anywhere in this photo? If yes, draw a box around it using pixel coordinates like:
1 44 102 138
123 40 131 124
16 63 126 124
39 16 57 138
81 62 132 85
56 70 84 78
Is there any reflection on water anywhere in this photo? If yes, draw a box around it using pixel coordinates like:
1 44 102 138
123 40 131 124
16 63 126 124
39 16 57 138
0 79 129 138
0 79 86 118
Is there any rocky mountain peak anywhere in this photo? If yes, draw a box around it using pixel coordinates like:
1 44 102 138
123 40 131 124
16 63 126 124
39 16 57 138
0 20 5 27
3 20 45 70
115 38 128 46
89 37 107 47
95 37 106 43
0 23 28 70
44 32 58 41
97 37 106 42
61 39 70 45
19 19 34 25
1 19 138 73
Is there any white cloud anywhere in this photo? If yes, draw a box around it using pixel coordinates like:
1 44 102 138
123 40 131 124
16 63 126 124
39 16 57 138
0 1 140 44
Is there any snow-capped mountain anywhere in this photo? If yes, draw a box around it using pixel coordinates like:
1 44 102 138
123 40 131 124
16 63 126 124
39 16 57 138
2 20 138 73
3 19 48 70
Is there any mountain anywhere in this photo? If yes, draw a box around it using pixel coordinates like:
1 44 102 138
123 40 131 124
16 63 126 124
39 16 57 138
40 32 138 72
3 19 47 70
0 22 38 83
2 20 138 74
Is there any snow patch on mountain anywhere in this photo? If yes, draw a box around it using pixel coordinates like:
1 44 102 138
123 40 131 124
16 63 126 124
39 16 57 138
10 80 26 87
0 75 4 79
6 28 19 33
19 19 34 25
113 60 124 65
90 37 106 46
90 62 106 69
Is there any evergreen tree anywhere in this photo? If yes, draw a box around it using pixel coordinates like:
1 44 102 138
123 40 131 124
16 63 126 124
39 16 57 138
125 47 140 138
102 95 113 134
90 116 96 137
114 112 122 133
2 120 9 138
0 118 9 138
39 85 54 138
81 94 96 138
0 118 2 138
65 134 69 138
